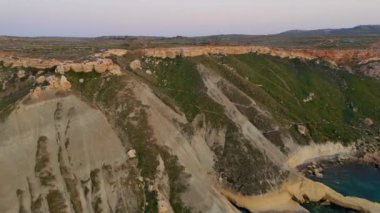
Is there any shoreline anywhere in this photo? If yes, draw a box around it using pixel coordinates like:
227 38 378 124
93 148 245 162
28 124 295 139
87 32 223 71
221 174 380 213
221 142 380 213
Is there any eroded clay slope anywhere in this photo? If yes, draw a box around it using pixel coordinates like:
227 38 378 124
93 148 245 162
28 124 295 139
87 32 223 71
0 93 142 213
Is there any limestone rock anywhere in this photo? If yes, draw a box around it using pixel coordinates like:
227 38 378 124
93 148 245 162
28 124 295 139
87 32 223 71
55 64 66 74
31 86 43 99
130 59 142 71
36 70 45 76
297 125 308 136
108 65 122 76
364 118 374 126
315 172 323 178
303 93 315 103
103 49 128 57
128 149 137 159
46 75 71 91
35 76 46 84
60 76 71 91
17 70 26 79
94 64 108 73
70 63 83 72
146 69 153 75
82 62 94 73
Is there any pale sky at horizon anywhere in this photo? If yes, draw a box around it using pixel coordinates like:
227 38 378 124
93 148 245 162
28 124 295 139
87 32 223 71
0 0 380 37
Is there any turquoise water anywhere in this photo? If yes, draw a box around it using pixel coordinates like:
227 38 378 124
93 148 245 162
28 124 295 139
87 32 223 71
307 161 380 203
239 161 380 213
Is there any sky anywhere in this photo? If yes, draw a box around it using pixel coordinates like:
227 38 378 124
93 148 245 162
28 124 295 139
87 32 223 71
0 0 379 37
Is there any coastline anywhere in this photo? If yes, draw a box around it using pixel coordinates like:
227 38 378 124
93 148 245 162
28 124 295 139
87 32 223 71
221 174 380 213
221 142 380 213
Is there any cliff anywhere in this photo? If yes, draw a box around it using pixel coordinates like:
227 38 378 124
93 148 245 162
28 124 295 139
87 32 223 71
138 45 380 79
0 49 127 75
139 45 380 64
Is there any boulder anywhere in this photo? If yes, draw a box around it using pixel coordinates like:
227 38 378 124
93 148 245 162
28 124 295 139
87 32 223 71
35 76 46 84
303 93 315 103
130 59 142 71
364 118 374 126
297 124 308 136
127 149 137 159
17 70 26 79
146 69 153 75
315 172 323 178
137 176 144 183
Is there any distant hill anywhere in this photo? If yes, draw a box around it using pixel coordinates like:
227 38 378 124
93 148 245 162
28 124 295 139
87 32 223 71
279 25 380 36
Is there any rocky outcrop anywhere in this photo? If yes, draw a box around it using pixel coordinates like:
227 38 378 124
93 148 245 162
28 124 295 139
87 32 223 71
362 152 380 167
94 49 128 58
0 50 123 75
359 61 380 79
137 45 380 78
45 75 72 91
139 45 379 64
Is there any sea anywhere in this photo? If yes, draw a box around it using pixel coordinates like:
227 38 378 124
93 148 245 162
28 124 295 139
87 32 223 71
304 161 380 213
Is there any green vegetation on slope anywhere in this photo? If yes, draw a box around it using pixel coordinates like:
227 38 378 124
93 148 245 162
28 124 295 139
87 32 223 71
143 181 158 213
201 53 380 143
68 73 193 211
158 147 191 213
152 57 226 127
214 125 287 195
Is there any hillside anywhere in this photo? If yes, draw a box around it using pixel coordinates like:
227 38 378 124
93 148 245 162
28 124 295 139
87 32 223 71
280 25 380 37
0 43 380 213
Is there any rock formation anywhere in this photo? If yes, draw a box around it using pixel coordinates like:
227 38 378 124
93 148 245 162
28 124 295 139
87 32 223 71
137 45 380 79
0 50 124 76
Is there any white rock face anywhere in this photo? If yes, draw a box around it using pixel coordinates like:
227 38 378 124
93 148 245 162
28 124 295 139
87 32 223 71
0 95 141 213
286 142 356 168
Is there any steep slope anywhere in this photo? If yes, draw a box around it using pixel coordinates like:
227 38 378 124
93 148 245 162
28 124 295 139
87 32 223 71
1 45 380 213
0 93 142 213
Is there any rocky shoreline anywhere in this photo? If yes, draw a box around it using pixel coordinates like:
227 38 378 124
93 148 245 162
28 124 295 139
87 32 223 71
221 141 380 213
221 174 380 213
